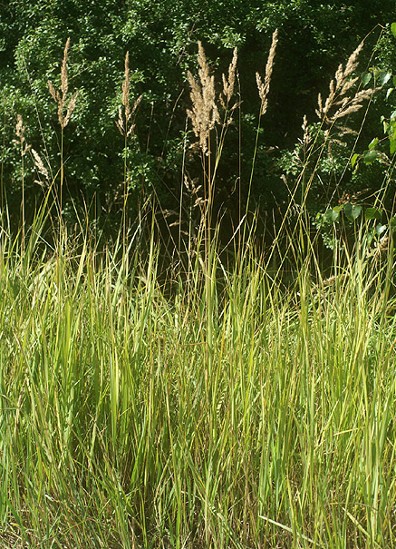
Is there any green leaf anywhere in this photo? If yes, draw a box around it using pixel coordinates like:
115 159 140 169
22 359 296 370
379 71 392 86
363 150 379 164
386 88 394 100
391 22 396 38
365 207 382 221
324 208 340 223
389 120 396 154
368 137 378 150
390 216 396 231
344 203 362 222
361 72 372 87
376 224 387 236
390 137 396 155
351 153 359 168
352 205 362 221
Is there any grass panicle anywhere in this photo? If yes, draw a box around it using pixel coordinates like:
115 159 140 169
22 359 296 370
116 51 143 138
31 148 50 186
47 37 78 214
187 41 220 154
316 39 376 124
221 47 238 107
256 29 279 116
48 38 78 130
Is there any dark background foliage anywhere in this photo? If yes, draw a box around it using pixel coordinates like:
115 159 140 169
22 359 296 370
0 0 395 231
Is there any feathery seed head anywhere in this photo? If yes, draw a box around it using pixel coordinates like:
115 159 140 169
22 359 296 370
15 114 30 156
31 148 50 183
187 41 220 153
122 51 131 121
344 40 365 79
316 39 373 124
48 38 78 129
116 52 142 138
15 114 25 143
63 91 79 128
222 47 238 105
61 37 70 98
256 29 278 116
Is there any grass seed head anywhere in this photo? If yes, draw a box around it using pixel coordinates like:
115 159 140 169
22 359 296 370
122 51 131 122
222 47 238 105
256 29 278 116
61 37 70 98
187 41 220 153
48 37 78 129
316 39 375 124
31 148 50 184
116 52 142 138
15 114 25 144
15 114 30 156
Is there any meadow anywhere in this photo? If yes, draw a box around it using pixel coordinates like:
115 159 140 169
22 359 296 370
1 32 396 548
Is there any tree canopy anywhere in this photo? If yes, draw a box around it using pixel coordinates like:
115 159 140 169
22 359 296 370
0 0 395 228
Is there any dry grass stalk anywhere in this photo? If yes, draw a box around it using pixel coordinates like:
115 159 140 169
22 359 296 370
366 233 389 261
301 115 311 148
15 114 30 156
31 148 50 185
116 51 143 138
15 114 24 142
184 175 204 209
48 38 78 129
187 41 220 153
221 47 238 106
316 40 376 124
256 29 279 116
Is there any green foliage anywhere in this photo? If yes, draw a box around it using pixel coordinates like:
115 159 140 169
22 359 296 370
0 1 395 229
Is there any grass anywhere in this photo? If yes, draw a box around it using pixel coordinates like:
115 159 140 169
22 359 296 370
0 209 396 548
1 32 396 548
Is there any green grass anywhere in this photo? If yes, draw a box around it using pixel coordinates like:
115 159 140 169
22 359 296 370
1 210 396 548
1 30 396 548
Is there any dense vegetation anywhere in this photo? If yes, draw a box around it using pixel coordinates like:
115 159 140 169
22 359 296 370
0 0 395 230
2 209 396 548
1 2 396 548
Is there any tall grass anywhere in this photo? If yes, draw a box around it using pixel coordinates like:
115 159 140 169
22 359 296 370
1 202 396 547
1 34 396 548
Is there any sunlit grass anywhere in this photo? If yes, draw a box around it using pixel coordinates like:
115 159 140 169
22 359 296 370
1 208 395 548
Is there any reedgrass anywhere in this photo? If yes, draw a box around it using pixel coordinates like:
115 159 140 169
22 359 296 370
256 29 279 117
116 51 143 248
48 37 78 213
47 38 78 131
316 39 376 125
14 114 29 251
247 29 279 210
187 41 220 154
1 32 396 549
1 209 396 548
